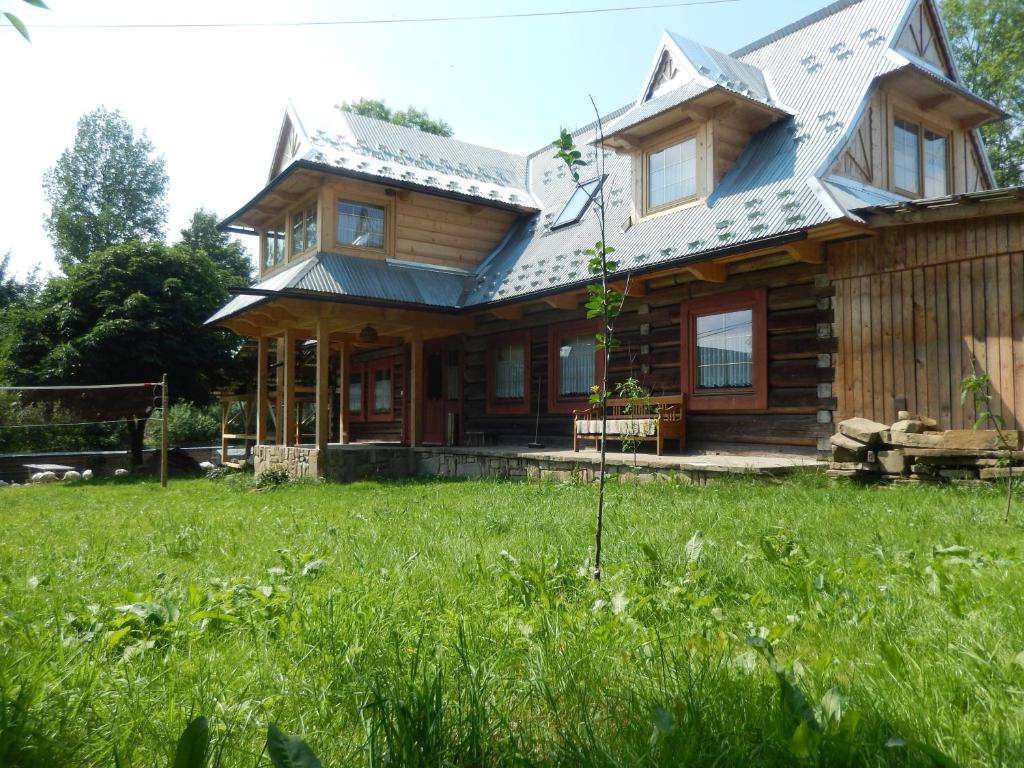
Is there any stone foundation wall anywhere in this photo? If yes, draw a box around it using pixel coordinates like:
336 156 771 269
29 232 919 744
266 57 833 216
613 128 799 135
253 445 321 479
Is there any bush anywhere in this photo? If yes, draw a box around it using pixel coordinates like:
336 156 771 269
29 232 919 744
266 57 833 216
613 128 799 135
145 402 220 448
0 391 124 454
255 464 291 489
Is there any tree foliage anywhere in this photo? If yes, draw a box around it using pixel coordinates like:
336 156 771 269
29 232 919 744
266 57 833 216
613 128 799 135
1 241 238 461
43 107 169 268
338 98 454 137
178 208 253 288
3 0 48 42
942 0 1024 187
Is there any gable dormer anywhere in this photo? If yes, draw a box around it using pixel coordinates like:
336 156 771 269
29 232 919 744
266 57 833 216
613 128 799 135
269 107 307 181
896 0 954 77
601 32 788 219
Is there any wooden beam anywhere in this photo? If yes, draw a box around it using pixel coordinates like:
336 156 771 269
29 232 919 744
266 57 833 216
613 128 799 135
611 277 646 297
785 241 824 264
338 342 349 445
686 262 729 283
918 93 954 111
489 305 522 321
864 197 1024 227
464 204 483 215
256 336 269 445
542 294 579 310
275 338 286 445
282 329 297 447
315 318 330 460
409 336 423 447
395 190 411 202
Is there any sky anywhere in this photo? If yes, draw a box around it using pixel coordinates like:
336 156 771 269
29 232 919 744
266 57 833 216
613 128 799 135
0 0 828 279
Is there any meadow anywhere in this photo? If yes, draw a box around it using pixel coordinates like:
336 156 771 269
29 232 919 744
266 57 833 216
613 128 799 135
1 472 1022 766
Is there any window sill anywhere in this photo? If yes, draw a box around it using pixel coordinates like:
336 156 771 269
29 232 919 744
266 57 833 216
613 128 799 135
640 196 704 222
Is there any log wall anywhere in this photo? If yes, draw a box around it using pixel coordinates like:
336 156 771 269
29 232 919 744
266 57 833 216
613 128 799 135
462 257 834 449
828 212 1024 431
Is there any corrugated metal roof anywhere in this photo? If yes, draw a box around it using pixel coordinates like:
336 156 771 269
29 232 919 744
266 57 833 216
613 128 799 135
853 185 1024 214
212 0 999 322
669 33 773 102
603 81 720 136
822 175 909 210
205 259 312 324
300 110 538 210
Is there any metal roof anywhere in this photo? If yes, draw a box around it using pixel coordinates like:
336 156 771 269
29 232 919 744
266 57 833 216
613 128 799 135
853 185 1024 215
300 110 538 210
669 33 773 103
211 0 1006 322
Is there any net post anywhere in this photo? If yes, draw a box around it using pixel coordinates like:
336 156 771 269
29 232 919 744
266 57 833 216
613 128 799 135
160 373 169 487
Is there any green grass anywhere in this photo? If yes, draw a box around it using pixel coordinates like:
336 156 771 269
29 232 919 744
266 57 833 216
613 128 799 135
1 472 1023 766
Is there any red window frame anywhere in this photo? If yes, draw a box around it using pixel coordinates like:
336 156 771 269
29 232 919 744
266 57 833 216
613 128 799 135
345 362 366 422
547 319 603 415
367 357 396 422
486 330 532 415
679 287 768 411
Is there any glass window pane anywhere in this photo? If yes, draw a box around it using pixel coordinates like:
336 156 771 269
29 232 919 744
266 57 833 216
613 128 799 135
264 230 285 269
894 118 920 194
446 351 460 401
305 205 318 250
558 334 595 397
494 343 525 399
337 201 386 249
647 137 696 209
923 131 947 198
696 309 753 389
552 178 601 228
348 373 362 414
373 367 392 413
290 215 303 256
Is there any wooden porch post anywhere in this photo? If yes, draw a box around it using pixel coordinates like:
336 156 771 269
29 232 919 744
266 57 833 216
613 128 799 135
315 318 330 456
275 338 286 445
338 341 349 445
255 336 269 445
282 329 297 446
409 336 423 447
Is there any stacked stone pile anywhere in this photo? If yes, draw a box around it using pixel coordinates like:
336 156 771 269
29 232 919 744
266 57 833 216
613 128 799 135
828 413 1023 484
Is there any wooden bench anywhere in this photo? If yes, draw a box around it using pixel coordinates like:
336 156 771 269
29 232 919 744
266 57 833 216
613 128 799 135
573 394 686 456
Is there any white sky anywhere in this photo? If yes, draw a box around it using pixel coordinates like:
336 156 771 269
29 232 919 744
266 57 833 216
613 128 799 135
0 0 825 278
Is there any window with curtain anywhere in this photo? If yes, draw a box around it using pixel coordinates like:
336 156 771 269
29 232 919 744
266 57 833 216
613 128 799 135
304 204 317 249
494 343 525 399
373 366 392 413
695 310 753 389
558 334 596 397
347 370 363 417
263 228 285 270
337 200 386 250
647 136 697 210
893 117 949 198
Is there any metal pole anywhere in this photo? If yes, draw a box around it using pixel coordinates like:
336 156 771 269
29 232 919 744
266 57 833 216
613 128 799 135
160 373 169 487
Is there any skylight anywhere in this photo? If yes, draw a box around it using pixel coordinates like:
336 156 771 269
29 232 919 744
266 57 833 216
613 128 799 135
551 177 603 229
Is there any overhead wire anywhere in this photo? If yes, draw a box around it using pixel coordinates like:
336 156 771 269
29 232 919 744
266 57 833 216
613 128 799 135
17 0 742 31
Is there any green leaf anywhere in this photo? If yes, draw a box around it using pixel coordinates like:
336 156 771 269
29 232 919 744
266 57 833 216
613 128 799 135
4 12 30 40
23 0 49 8
173 716 210 768
789 720 814 758
266 724 322 768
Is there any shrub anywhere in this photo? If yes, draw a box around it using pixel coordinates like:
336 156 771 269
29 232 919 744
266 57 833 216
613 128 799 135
0 391 124 453
255 464 291 489
145 401 220 448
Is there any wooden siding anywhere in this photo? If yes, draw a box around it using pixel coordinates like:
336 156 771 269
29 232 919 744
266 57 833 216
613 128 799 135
462 259 833 448
829 213 1024 430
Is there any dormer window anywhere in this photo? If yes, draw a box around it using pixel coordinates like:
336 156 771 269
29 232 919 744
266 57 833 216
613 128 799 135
290 203 318 256
552 177 602 229
893 116 948 198
647 135 697 211
263 227 286 271
337 199 387 252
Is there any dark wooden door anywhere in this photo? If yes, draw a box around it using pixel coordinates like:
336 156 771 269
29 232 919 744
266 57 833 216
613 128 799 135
422 337 462 444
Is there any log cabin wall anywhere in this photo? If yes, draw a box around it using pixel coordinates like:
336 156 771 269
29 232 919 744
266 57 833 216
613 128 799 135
828 212 1024 431
462 256 834 450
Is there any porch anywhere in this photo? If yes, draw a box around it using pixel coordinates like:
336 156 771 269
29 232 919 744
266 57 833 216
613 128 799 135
253 442 820 485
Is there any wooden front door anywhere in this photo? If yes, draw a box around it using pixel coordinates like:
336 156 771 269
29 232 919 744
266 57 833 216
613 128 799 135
422 337 462 445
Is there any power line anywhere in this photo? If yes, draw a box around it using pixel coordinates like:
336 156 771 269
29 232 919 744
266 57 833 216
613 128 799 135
0 383 157 391
16 0 741 31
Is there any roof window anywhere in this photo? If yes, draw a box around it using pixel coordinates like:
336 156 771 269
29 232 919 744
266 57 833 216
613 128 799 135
551 177 603 229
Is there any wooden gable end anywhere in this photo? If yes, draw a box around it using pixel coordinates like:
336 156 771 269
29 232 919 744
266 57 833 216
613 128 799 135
646 50 681 101
830 102 877 185
270 114 304 181
896 0 954 76
964 136 988 193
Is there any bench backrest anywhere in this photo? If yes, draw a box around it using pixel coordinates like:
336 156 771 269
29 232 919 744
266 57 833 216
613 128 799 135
601 394 685 419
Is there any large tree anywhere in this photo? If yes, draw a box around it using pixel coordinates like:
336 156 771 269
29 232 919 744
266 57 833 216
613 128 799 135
178 208 253 288
1 241 236 463
338 98 454 137
43 107 169 268
942 0 1024 187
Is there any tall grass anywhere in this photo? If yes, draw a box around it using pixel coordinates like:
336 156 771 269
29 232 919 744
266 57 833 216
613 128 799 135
1 473 1022 766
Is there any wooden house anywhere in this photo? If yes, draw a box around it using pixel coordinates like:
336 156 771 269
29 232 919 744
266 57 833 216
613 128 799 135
206 0 1024 475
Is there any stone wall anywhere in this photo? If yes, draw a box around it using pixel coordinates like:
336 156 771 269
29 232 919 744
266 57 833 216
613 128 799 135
253 445 321 480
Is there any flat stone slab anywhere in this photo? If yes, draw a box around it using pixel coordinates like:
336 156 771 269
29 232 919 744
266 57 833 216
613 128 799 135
837 417 889 445
23 463 75 473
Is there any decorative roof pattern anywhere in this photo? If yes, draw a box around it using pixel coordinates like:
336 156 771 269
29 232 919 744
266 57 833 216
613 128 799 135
668 33 773 103
298 110 538 209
